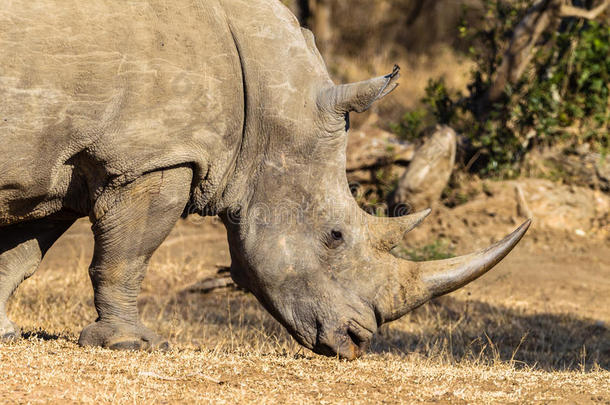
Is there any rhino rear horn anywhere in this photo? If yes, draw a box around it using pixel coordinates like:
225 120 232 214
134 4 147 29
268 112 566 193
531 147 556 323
368 208 431 250
319 65 400 115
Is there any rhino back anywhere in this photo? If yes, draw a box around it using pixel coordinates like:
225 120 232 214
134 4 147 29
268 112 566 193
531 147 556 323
0 0 244 225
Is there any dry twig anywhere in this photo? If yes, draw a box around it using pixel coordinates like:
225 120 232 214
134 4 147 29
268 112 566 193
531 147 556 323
560 0 608 19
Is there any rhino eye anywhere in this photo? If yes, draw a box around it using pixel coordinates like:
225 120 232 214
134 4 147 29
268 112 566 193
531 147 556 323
324 229 344 249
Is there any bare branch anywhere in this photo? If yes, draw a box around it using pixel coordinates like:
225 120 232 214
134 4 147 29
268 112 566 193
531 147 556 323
560 0 608 19
180 276 236 294
485 0 561 105
480 0 607 112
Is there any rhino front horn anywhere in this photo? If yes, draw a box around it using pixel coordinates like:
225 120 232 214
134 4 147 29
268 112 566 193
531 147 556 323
318 65 401 115
376 219 531 323
418 219 532 298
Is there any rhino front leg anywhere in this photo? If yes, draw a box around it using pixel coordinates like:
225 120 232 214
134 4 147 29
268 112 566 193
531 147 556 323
0 218 75 339
78 166 192 351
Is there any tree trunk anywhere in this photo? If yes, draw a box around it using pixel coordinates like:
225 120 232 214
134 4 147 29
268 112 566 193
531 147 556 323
294 0 311 26
308 0 333 58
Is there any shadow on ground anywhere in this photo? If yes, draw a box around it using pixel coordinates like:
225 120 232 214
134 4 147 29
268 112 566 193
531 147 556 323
156 291 609 372
370 296 609 372
22 330 67 341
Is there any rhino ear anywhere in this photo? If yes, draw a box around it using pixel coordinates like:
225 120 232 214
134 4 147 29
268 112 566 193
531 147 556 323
318 65 400 115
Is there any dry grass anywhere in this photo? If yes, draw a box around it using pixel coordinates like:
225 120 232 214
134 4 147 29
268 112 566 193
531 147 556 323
2 218 609 403
2 339 608 404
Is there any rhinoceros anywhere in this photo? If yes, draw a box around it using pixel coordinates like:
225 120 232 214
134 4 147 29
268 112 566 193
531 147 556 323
0 0 530 359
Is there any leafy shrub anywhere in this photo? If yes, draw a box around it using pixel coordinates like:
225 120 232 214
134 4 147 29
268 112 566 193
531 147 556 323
390 109 427 142
394 239 455 262
393 0 610 177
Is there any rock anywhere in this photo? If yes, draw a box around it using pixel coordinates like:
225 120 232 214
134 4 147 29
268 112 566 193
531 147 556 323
405 177 610 251
595 154 610 190
388 125 456 214
511 179 610 238
346 126 415 172
525 146 610 192
458 178 609 241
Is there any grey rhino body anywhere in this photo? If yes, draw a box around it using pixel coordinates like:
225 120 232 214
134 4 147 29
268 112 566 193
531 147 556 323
1 1 250 224
0 0 530 358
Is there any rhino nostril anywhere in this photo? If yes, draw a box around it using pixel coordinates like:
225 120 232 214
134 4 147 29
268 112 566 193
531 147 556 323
347 329 360 345
347 328 368 351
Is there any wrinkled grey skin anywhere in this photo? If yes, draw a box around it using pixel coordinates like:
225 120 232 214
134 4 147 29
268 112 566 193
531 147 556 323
0 0 530 359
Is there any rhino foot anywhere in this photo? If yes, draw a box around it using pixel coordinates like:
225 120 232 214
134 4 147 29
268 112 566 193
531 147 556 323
0 320 21 341
78 320 169 351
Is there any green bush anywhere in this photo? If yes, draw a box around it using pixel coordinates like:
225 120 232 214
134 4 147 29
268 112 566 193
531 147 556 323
390 109 427 142
393 0 610 177
394 239 455 262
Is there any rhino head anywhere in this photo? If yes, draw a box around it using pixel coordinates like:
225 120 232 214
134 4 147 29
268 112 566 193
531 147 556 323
220 65 531 359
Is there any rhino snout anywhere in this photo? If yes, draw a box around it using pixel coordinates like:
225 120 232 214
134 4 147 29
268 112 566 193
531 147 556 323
312 319 375 360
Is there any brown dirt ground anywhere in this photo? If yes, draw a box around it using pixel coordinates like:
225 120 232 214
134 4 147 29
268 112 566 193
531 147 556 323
1 193 609 404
